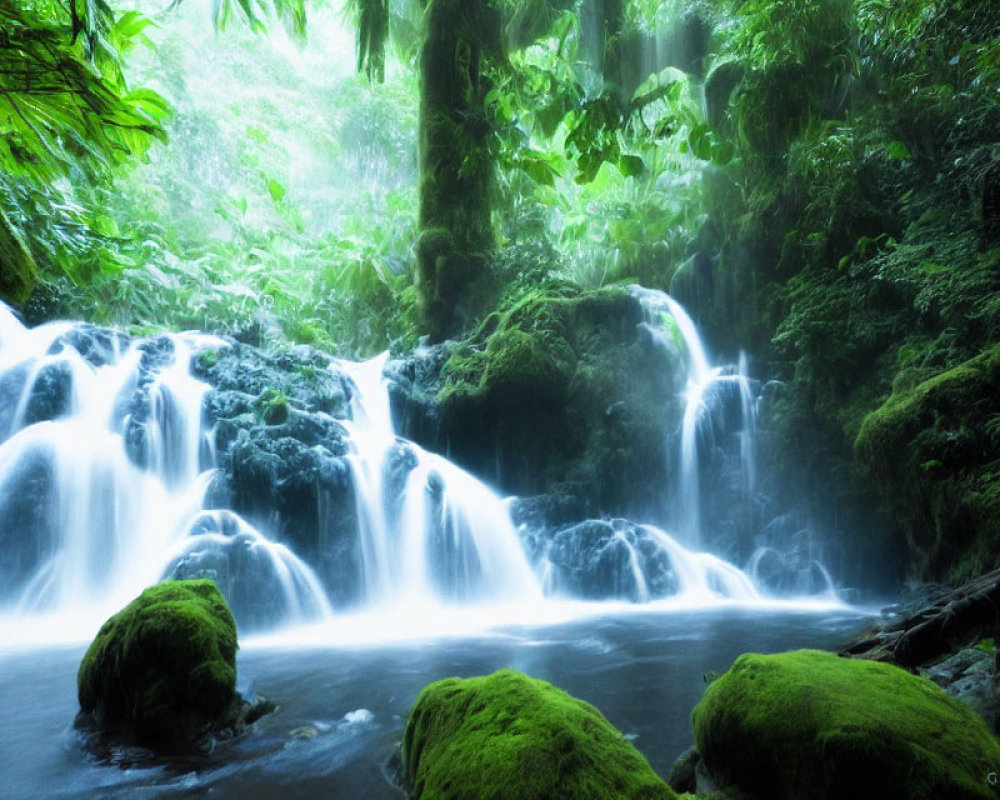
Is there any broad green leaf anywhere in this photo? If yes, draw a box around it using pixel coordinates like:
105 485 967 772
617 154 645 177
885 140 910 160
268 178 287 202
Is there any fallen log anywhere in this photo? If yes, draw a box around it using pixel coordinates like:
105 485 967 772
842 567 1000 669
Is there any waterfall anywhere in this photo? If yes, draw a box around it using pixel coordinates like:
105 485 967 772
336 353 542 607
0 309 330 634
630 285 757 548
0 298 842 643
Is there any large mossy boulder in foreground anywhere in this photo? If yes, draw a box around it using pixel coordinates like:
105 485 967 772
402 669 676 800
693 649 1000 800
77 579 239 752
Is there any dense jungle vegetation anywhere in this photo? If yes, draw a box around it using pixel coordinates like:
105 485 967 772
2 0 999 587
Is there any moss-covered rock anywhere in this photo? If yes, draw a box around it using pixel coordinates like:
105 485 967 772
399 283 683 521
855 344 1000 581
77 579 240 752
402 669 676 800
693 649 1000 800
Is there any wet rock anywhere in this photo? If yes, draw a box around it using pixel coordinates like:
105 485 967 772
76 580 255 754
194 340 351 418
163 510 330 632
510 493 589 532
693 649 1000 800
843 566 1000 669
0 357 75 438
192 342 365 606
0 450 55 603
121 336 179 472
49 325 129 368
207 408 359 606
22 359 74 426
389 286 681 521
922 646 1000 734
530 519 679 601
667 747 699 794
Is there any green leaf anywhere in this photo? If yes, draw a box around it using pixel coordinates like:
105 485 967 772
617 154 645 177
267 178 287 203
885 140 910 161
687 124 713 161
710 140 735 165
630 67 687 108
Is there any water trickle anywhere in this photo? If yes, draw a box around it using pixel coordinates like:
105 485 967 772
165 510 334 631
532 518 759 604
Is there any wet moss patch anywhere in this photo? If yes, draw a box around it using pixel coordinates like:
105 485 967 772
855 343 1000 581
693 649 1000 800
402 668 676 800
428 284 680 518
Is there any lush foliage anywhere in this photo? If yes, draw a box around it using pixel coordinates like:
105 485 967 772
13 1 419 357
489 3 716 290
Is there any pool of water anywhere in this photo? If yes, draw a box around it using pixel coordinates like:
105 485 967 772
0 607 872 799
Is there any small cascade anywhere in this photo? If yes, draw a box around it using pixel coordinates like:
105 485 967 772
639 525 758 601
165 510 334 631
630 286 757 549
336 353 542 607
0 309 331 633
534 518 758 604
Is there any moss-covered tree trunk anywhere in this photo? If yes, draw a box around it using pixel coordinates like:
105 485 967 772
0 204 36 305
416 0 499 341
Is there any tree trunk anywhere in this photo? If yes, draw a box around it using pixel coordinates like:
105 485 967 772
416 0 499 341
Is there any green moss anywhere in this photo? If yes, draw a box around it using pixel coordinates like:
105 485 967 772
198 349 221 370
77 579 238 750
693 649 1000 800
431 283 677 513
257 387 291 426
402 669 676 800
855 344 1000 580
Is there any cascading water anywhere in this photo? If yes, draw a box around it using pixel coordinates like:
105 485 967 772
0 287 842 645
630 286 758 549
0 305 330 636
336 352 542 607
627 285 838 599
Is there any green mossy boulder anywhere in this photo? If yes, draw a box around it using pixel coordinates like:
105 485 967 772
855 343 1000 581
431 284 682 517
402 669 677 800
77 579 239 752
693 649 1000 800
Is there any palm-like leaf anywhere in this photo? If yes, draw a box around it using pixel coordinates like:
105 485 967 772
0 0 169 184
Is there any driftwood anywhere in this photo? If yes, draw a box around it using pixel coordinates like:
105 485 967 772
842 567 1000 669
